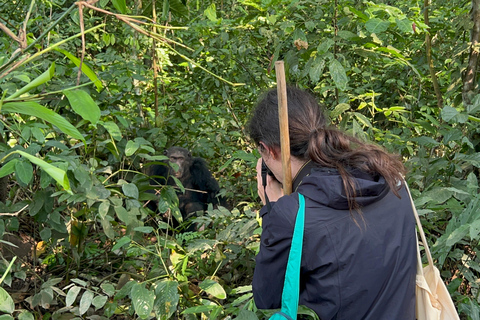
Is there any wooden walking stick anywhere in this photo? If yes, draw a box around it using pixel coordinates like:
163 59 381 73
275 61 292 195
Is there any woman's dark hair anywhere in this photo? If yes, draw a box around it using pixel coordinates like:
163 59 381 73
247 86 406 211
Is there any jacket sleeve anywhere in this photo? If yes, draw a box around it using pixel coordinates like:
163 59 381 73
252 195 299 310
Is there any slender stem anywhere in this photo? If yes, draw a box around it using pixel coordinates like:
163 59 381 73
152 0 159 121
76 2 86 86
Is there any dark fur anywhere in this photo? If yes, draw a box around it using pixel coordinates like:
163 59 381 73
147 147 225 226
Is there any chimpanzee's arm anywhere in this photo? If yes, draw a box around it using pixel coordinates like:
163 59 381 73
190 158 221 204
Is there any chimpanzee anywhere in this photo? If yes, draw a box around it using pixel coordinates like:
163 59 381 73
147 146 224 227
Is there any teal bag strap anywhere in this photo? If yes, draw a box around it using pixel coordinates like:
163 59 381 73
270 193 306 320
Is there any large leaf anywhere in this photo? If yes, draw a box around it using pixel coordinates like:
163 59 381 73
79 290 94 315
6 63 55 100
2 102 86 144
0 159 17 178
63 89 101 125
54 48 103 91
199 279 226 299
0 287 14 314
4 150 72 194
154 280 179 319
66 286 82 307
131 283 155 319
15 160 33 185
365 18 390 34
100 121 122 141
328 59 348 91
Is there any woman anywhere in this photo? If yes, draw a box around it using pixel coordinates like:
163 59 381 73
248 86 416 319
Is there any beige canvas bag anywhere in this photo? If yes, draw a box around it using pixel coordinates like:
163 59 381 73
406 184 460 320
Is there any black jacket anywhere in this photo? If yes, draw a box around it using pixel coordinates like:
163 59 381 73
252 164 417 320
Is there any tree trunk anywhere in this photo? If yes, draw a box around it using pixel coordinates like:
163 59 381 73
463 0 480 105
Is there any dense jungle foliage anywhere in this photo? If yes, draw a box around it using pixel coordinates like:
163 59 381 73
1 0 480 319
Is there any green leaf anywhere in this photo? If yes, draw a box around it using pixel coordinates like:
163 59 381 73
199 279 226 299
54 48 103 91
39 228 51 242
131 283 155 319
328 59 348 91
66 286 82 307
2 102 86 144
154 280 179 319
112 235 131 251
445 224 469 247
0 287 14 314
396 18 413 33
469 219 480 240
17 311 34 320
125 140 140 156
5 150 72 194
182 304 218 314
133 226 154 233
236 309 258 320
101 217 115 239
309 57 325 84
204 3 218 22
79 290 94 315
6 63 55 100
98 201 110 219
112 0 127 14
101 282 116 297
15 160 33 184
100 121 122 141
0 160 17 178
122 183 139 199
92 295 108 309
441 106 459 122
114 206 133 225
365 18 390 34
330 103 351 119
63 90 101 125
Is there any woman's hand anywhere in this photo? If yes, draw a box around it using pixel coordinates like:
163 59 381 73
256 158 284 205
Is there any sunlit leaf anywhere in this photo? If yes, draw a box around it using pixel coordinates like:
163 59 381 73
6 63 55 100
100 121 122 141
125 140 140 156
204 3 218 22
2 102 86 144
63 89 101 125
6 150 71 194
199 279 226 299
54 48 103 91
365 18 390 34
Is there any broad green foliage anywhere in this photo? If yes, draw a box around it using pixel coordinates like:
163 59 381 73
1 0 480 318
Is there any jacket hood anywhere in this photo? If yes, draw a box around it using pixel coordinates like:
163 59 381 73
295 166 390 210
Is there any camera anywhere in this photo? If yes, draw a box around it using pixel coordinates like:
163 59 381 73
261 159 276 187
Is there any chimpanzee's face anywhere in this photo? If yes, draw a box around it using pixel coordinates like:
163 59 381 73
166 147 191 179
